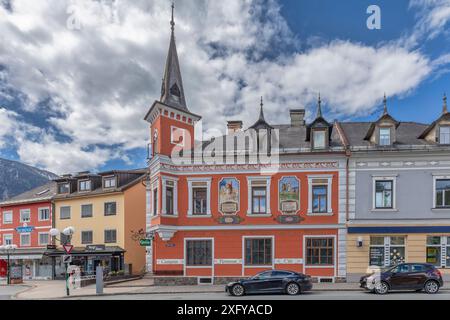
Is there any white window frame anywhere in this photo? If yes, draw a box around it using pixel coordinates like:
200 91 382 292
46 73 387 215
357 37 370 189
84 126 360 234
242 236 275 269
379 127 391 146
372 175 398 211
433 175 450 210
20 233 31 247
78 179 91 192
38 232 50 246
439 126 450 145
103 175 117 189
2 211 13 224
307 175 333 215
187 178 211 217
170 126 186 147
20 209 31 223
426 236 447 268
246 176 271 216
3 234 13 245
161 176 178 217
312 130 326 149
38 207 50 221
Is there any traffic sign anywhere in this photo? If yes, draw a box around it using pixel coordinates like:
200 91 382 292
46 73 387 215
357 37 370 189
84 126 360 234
63 244 73 254
139 239 151 246
62 255 72 263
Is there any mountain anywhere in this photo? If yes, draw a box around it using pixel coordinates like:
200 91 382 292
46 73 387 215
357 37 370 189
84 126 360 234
0 158 59 201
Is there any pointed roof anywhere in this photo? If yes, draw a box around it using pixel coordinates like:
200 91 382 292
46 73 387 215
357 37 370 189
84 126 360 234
419 93 450 139
364 94 399 140
160 3 188 111
308 93 331 128
249 97 274 130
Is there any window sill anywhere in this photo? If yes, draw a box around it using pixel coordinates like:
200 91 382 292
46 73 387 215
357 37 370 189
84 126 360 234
305 264 334 268
161 214 179 218
371 209 398 212
307 212 334 216
246 213 272 217
432 208 450 212
243 265 273 268
187 214 212 218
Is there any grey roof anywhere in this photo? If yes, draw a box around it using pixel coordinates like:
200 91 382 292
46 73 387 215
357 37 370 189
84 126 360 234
0 181 57 206
338 121 431 147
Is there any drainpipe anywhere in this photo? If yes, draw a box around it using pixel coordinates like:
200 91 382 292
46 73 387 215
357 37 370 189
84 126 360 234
345 148 351 222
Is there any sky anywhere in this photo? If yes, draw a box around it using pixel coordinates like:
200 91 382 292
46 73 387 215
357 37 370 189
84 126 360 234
0 0 449 175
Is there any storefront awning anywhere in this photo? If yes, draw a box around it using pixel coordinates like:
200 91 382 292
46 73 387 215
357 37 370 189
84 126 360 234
0 254 43 260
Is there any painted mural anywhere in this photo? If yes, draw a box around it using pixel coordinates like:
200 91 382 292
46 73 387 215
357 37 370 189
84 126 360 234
219 178 240 215
279 176 300 214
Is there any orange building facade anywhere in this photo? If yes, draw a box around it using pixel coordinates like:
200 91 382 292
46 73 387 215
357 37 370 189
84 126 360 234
144 10 348 283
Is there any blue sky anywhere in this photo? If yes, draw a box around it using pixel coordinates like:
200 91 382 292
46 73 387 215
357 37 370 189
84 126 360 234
0 0 449 174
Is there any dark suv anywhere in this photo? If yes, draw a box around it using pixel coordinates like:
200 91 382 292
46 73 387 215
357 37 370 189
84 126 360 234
360 263 443 294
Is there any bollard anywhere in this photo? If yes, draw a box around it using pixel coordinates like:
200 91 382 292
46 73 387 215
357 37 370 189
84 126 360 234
96 266 104 295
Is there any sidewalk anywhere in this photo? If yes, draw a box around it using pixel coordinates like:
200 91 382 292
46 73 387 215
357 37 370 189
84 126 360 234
14 279 450 299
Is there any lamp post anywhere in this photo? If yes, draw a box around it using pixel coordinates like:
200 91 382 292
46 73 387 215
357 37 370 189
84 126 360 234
0 244 18 285
49 227 75 296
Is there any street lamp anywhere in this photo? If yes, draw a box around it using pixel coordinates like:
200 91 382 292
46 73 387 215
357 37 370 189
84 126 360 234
50 227 75 296
0 244 18 285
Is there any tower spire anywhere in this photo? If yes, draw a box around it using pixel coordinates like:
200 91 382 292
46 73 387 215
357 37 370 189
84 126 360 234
160 2 188 110
383 93 388 115
259 96 265 121
316 92 323 118
443 93 448 114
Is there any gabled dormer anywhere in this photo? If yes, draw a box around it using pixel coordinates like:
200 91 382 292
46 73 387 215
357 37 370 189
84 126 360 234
74 171 102 193
364 95 399 146
248 97 274 155
55 175 77 195
306 94 333 150
419 94 450 145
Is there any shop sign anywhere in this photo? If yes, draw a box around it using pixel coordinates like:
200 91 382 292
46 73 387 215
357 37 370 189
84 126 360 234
15 226 34 233
139 239 151 246
86 245 106 252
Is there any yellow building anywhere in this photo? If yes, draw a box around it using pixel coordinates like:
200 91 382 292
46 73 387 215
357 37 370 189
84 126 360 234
50 170 147 276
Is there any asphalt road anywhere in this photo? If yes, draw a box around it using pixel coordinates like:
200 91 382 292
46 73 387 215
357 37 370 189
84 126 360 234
0 285 30 300
68 290 450 300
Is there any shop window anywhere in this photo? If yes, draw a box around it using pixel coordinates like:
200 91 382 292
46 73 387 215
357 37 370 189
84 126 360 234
39 233 49 246
369 236 385 266
38 208 50 221
81 204 93 218
82 231 93 244
105 229 117 243
435 179 450 208
186 240 212 266
306 238 334 265
426 236 442 266
446 237 450 267
2 211 12 224
60 206 71 220
389 236 406 266
20 233 31 247
20 209 31 223
104 202 117 216
244 238 272 266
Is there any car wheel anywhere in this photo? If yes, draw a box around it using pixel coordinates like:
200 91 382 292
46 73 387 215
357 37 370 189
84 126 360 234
286 282 300 295
374 281 389 295
424 280 440 294
231 284 245 297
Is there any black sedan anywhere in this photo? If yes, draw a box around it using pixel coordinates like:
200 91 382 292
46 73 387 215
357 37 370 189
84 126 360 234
226 270 313 296
360 263 444 294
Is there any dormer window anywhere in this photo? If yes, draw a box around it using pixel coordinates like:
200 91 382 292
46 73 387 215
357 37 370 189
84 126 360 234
313 130 326 149
79 180 91 192
379 127 391 146
439 126 450 145
58 183 70 194
104 176 116 189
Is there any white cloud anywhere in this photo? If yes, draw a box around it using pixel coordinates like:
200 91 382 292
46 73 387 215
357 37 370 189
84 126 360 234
0 0 447 173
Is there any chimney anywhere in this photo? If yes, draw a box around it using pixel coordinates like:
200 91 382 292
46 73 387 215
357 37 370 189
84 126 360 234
290 109 305 126
227 121 243 134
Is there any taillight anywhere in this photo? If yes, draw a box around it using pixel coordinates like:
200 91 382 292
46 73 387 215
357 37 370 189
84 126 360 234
433 269 442 277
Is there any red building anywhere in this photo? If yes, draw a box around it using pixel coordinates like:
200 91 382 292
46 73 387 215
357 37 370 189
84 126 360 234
0 182 56 279
144 9 348 284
